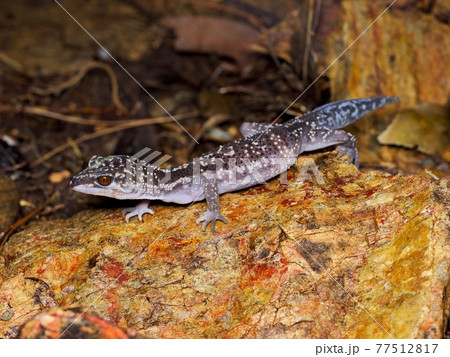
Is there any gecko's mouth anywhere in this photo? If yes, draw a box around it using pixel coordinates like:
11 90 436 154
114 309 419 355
69 176 97 193
69 178 129 199
71 183 105 196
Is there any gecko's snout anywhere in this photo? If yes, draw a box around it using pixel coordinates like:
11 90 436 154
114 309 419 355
69 176 79 188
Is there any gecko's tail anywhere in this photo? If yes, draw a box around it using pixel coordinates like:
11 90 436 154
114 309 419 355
310 96 399 129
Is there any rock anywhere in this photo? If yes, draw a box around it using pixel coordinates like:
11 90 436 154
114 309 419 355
19 307 141 339
378 103 450 156
0 153 448 338
318 1 450 107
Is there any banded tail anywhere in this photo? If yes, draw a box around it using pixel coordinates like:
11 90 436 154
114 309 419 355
309 96 399 129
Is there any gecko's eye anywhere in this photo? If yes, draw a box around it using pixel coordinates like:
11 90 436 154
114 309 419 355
97 176 112 186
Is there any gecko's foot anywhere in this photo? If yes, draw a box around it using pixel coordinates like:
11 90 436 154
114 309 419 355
196 210 228 232
122 200 154 222
336 146 359 168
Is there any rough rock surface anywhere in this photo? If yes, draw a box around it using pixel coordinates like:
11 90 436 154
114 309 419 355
19 307 141 339
0 153 448 338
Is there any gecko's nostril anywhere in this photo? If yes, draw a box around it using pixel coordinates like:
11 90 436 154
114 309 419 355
69 177 78 187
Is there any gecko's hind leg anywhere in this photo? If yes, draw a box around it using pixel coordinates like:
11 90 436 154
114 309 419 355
335 132 359 168
122 200 154 222
300 128 359 167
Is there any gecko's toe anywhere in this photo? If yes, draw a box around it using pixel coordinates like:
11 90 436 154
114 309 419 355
122 201 154 222
196 216 209 231
122 207 134 215
196 215 209 231
196 216 206 224
197 210 227 232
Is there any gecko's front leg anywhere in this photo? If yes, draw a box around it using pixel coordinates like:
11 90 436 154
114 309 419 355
196 173 227 232
122 200 154 222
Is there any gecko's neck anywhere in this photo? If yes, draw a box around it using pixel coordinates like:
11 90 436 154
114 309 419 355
133 161 194 195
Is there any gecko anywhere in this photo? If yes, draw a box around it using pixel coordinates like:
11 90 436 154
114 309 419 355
70 96 398 231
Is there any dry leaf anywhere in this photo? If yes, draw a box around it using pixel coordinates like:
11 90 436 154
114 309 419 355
163 16 260 69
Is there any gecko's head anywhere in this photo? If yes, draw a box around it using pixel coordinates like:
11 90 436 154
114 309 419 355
70 155 143 199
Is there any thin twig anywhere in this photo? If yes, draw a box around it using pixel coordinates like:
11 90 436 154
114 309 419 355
5 104 188 127
23 106 161 126
30 111 199 168
0 52 31 77
0 205 46 254
30 61 127 113
53 0 199 144
186 113 232 155
302 0 315 82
